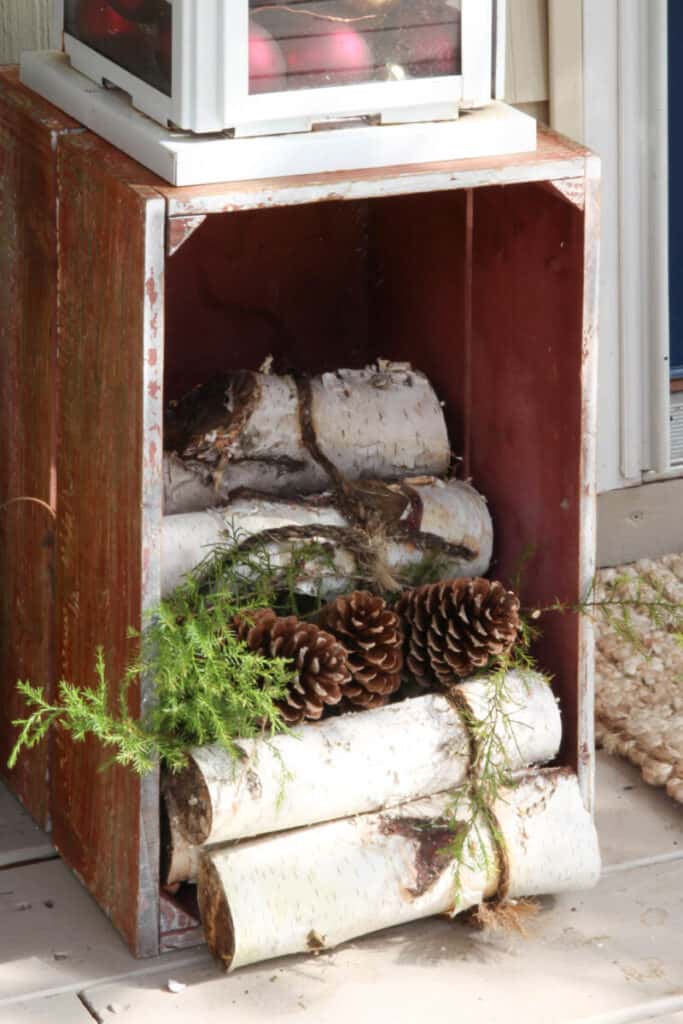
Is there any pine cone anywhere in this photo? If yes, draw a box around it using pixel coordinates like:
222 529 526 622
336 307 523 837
320 591 404 710
396 578 521 687
235 609 352 724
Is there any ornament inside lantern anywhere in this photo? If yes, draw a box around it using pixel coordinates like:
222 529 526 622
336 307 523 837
249 23 287 95
66 0 172 95
249 0 462 93
78 1 140 47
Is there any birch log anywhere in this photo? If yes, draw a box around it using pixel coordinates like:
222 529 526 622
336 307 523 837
164 672 560 850
198 769 601 971
161 476 493 598
164 365 451 513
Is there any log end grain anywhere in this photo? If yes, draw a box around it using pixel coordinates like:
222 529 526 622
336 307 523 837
161 791 201 889
163 758 213 846
198 852 236 971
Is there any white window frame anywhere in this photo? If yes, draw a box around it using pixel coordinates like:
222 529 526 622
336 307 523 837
577 0 673 491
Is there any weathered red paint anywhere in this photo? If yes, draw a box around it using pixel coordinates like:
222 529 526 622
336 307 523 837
159 891 203 952
146 273 159 308
470 183 587 774
164 202 372 401
53 130 163 957
0 70 80 827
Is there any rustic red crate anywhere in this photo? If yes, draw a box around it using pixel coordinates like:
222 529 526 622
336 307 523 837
0 68 599 958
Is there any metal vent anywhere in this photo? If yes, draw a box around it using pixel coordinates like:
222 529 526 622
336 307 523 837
671 393 683 465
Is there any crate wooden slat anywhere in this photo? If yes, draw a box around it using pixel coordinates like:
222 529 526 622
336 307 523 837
160 128 589 219
54 130 165 958
0 71 81 828
0 67 600 958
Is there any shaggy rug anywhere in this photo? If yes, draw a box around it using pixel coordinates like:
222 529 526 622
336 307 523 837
594 553 683 805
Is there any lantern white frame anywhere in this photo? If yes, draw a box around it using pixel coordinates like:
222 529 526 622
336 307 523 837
56 0 502 136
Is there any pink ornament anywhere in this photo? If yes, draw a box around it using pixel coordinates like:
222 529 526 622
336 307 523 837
249 23 286 94
284 27 373 85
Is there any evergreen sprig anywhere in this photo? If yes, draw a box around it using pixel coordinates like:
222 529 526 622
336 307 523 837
7 535 337 776
575 570 683 656
8 587 294 775
191 525 340 617
8 649 163 775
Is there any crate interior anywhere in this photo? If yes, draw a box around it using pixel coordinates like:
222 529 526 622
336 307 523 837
162 182 586 935
165 181 585 757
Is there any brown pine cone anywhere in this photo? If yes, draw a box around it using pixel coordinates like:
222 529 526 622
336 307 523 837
396 578 521 687
319 591 404 710
234 609 352 724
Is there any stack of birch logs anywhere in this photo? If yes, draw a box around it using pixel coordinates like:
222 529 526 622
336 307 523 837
161 362 601 971
161 363 493 596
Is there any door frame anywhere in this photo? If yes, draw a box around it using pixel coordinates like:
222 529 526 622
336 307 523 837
560 0 673 488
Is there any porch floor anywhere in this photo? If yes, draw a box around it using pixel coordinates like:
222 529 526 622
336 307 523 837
1 752 681 1024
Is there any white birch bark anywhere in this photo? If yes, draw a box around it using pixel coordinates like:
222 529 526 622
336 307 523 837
164 672 560 848
198 769 600 971
164 453 220 517
165 365 451 512
160 477 493 598
494 769 602 899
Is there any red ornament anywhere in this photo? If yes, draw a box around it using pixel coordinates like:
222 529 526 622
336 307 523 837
107 0 161 23
249 23 286 94
78 0 140 44
284 27 373 85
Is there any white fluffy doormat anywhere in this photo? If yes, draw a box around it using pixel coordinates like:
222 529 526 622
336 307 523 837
595 553 683 804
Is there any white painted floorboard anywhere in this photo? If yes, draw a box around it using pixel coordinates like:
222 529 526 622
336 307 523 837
594 753 682 867
77 859 683 1024
0 786 54 869
2 992 94 1023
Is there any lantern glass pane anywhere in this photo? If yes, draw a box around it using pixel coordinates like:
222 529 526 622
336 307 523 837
64 0 172 96
248 1 463 94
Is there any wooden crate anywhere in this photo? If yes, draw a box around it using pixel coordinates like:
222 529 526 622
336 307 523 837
0 68 600 958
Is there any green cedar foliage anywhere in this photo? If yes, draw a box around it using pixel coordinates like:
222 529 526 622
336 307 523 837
8 534 337 776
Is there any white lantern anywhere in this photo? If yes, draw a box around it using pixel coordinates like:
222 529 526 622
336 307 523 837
21 1 533 184
58 0 504 135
